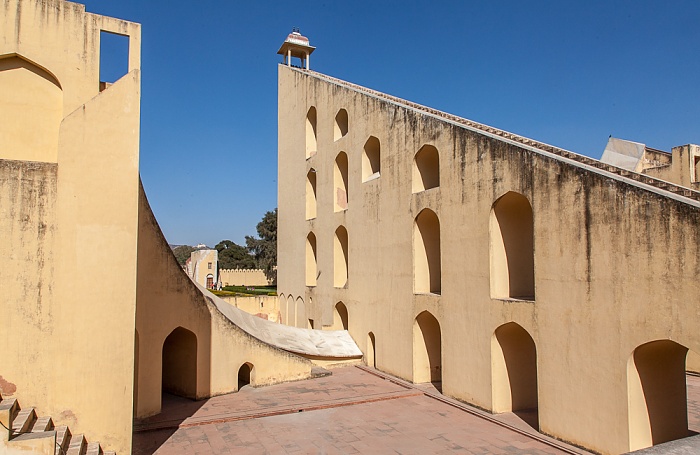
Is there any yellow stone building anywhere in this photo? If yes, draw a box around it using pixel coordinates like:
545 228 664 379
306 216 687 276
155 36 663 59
277 39 700 454
3 2 700 454
0 3 361 454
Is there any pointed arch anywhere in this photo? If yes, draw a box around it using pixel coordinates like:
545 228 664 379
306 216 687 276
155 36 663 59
414 208 441 294
306 232 317 286
306 168 317 220
334 226 349 287
334 108 348 141
628 340 691 451
162 327 198 399
413 144 439 192
362 136 381 181
367 332 376 368
306 106 317 158
492 322 538 429
413 311 442 384
490 191 535 300
333 301 348 330
334 152 349 212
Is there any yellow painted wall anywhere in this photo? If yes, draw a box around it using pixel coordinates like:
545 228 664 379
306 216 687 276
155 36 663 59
0 2 142 453
135 185 313 418
277 66 700 455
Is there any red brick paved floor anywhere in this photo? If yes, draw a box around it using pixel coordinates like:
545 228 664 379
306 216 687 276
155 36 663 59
132 369 700 454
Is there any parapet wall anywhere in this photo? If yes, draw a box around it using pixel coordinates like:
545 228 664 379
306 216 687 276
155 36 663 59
220 268 274 287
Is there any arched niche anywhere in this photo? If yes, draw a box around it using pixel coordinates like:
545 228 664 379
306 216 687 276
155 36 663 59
412 144 439 192
334 226 349 287
413 311 442 385
491 322 539 429
306 232 317 286
333 301 349 330
306 106 317 158
628 340 692 451
0 54 63 163
362 136 381 181
306 169 317 220
414 208 441 294
334 108 348 141
490 191 535 300
367 332 376 368
334 152 349 212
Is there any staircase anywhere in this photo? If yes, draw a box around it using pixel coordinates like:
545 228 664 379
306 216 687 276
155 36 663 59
0 392 114 455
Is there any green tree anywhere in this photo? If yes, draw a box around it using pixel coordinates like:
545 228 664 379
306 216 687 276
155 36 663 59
215 240 257 270
246 208 277 282
172 245 194 266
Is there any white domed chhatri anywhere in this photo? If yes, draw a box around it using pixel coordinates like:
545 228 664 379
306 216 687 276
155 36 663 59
277 28 315 70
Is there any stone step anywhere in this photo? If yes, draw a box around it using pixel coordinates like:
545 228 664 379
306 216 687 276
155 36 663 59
86 441 103 455
55 425 72 454
67 433 86 455
32 415 54 432
0 397 18 413
12 407 36 434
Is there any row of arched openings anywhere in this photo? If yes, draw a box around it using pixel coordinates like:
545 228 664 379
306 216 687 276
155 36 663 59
150 327 254 405
306 107 349 160
305 138 441 220
414 191 534 298
410 312 697 450
307 191 533 297
305 137 381 220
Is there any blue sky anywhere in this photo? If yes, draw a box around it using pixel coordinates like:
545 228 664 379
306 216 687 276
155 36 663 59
81 1 700 247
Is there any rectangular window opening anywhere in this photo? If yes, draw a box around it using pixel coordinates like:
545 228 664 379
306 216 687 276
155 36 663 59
99 31 129 89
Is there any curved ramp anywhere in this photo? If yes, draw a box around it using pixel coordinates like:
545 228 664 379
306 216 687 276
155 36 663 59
198 283 363 358
137 179 362 361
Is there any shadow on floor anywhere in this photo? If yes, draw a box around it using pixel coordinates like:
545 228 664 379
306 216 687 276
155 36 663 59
132 393 207 455
513 408 539 431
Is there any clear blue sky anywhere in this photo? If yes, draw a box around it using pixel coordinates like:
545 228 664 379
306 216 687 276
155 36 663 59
80 0 700 247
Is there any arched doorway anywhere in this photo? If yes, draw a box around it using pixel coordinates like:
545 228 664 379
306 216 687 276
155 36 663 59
367 332 376 368
238 362 254 391
628 340 691 451
413 311 441 387
162 327 198 399
492 322 538 429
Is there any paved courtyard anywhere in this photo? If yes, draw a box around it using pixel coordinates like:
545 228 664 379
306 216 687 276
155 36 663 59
133 367 700 455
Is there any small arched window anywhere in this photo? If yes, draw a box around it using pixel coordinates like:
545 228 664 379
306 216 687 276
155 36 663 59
413 145 439 193
334 109 348 141
306 232 317 287
306 107 317 158
334 226 349 287
306 169 317 220
334 152 349 212
362 136 381 182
